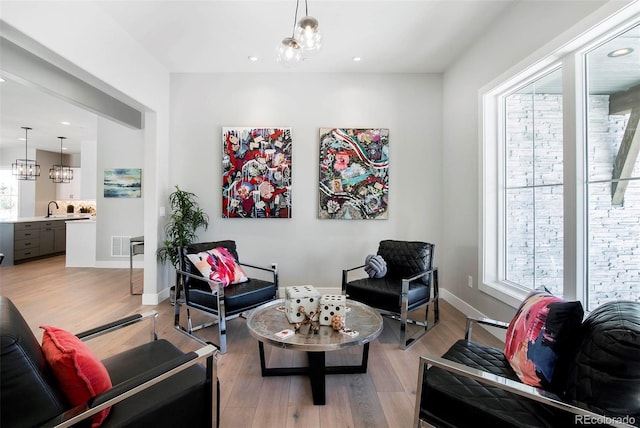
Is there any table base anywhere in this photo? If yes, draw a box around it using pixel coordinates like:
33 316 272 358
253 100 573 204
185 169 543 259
258 341 371 405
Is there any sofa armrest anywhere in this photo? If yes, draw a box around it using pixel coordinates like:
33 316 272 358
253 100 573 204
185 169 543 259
43 343 218 428
464 316 509 341
76 311 159 342
414 355 636 428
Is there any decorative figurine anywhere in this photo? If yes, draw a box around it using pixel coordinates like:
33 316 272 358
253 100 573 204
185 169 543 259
294 305 320 334
331 314 345 331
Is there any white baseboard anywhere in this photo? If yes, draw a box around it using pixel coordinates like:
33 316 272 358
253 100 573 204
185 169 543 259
94 260 143 268
440 288 506 342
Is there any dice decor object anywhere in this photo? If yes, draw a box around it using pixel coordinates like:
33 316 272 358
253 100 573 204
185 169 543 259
319 294 347 326
285 285 321 323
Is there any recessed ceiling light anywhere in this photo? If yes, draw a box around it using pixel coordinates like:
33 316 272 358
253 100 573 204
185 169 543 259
248 56 258 62
352 56 362 62
61 121 71 125
607 47 633 57
0 77 5 82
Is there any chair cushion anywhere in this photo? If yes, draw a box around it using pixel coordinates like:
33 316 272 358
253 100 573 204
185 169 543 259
420 339 572 428
504 291 583 390
40 325 112 427
564 300 640 420
187 246 249 287
377 240 433 286
345 276 431 313
100 339 210 427
186 278 278 316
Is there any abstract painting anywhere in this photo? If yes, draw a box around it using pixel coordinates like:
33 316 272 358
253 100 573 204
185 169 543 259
222 127 292 218
319 128 389 220
104 168 142 198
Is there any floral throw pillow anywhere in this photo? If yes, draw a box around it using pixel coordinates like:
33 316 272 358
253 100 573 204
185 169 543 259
187 246 249 288
504 290 583 388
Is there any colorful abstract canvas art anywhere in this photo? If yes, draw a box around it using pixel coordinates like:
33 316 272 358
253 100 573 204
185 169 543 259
318 128 389 220
222 127 292 218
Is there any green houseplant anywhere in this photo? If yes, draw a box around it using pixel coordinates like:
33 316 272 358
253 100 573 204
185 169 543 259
157 185 209 274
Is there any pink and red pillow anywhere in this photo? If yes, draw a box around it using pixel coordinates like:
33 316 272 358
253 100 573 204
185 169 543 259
504 291 583 389
187 246 249 288
40 325 112 427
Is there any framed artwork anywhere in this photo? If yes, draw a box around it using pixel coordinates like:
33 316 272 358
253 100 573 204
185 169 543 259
222 127 292 218
318 128 389 220
104 168 142 198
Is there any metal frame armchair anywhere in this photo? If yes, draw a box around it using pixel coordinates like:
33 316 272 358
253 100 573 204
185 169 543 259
0 296 219 428
342 240 439 349
414 301 640 428
175 240 278 354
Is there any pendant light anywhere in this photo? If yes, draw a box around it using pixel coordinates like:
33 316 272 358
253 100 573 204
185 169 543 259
294 1 322 55
49 136 74 183
276 0 321 66
12 127 41 181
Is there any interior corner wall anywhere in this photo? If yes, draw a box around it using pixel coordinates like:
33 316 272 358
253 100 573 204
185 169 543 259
95 117 145 264
169 72 443 290
441 0 617 322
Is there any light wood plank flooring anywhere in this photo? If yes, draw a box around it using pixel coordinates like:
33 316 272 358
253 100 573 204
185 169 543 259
0 255 503 428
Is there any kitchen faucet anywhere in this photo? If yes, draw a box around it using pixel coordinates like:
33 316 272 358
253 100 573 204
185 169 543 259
46 201 59 218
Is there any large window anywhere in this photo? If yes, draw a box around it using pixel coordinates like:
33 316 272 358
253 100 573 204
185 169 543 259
482 13 640 310
585 23 640 309
504 69 564 296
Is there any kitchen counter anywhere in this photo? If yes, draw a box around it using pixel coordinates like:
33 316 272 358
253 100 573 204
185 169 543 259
0 214 93 224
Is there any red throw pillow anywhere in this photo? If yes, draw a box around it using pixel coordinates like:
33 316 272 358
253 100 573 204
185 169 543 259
40 325 112 427
504 291 583 389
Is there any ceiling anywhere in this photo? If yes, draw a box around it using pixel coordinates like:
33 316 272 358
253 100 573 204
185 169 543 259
0 0 637 156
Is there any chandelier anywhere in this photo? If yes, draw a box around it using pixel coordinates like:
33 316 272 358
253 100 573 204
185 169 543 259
276 0 322 67
49 136 74 183
12 127 41 181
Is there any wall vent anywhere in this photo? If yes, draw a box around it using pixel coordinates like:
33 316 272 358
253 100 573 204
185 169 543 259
111 236 132 257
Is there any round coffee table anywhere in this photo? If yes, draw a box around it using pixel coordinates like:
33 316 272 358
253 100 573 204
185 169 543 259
246 298 383 405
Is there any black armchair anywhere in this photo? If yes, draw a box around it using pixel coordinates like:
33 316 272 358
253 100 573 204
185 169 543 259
176 240 278 354
342 240 439 349
0 296 218 428
414 300 640 427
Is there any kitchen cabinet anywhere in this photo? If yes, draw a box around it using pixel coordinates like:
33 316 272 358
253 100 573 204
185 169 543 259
0 218 77 265
13 222 41 261
56 168 82 200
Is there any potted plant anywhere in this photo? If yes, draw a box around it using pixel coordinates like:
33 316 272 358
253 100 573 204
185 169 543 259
157 185 209 301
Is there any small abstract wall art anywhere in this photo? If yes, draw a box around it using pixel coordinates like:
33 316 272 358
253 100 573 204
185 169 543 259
319 128 389 220
222 127 292 218
104 168 142 198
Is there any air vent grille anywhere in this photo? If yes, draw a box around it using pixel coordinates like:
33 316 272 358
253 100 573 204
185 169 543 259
111 236 132 257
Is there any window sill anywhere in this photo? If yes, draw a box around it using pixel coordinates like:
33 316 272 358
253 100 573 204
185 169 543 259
479 281 528 309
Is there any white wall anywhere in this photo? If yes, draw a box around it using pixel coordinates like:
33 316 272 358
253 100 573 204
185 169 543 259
95 117 145 263
170 72 443 289
441 0 621 322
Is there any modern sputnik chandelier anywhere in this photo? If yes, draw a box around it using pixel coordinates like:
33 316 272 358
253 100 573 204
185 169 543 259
49 136 74 183
12 126 41 181
276 0 322 67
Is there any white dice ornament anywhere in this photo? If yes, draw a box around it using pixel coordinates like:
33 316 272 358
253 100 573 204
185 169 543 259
285 285 321 323
319 294 347 326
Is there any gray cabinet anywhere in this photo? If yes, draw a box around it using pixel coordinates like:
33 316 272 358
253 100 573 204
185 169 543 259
14 222 41 261
54 222 66 253
0 220 67 265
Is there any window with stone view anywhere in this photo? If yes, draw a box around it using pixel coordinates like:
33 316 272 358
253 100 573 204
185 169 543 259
504 68 564 296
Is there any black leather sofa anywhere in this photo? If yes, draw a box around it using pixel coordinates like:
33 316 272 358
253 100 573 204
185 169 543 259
414 300 640 427
0 296 219 427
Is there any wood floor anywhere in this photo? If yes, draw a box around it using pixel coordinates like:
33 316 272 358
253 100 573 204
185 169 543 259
0 255 503 428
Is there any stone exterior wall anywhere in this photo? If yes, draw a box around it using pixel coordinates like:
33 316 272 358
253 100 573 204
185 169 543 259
505 94 639 309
